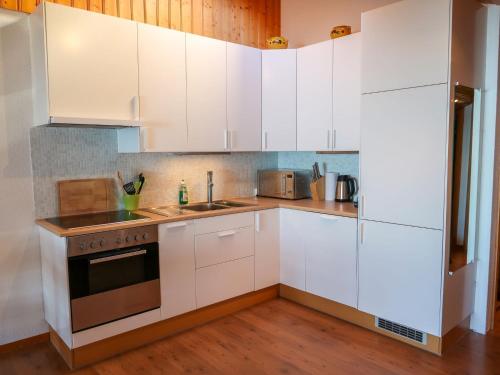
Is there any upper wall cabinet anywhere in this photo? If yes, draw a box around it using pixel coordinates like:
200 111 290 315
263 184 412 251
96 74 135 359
30 3 140 126
186 34 227 152
333 33 361 151
262 50 297 151
227 42 262 151
361 0 450 93
138 24 187 152
297 40 333 151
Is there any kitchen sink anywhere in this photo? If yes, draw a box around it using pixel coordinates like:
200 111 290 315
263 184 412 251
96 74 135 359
213 200 256 208
182 203 230 212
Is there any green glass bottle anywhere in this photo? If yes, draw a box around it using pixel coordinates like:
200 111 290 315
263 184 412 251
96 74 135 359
179 179 189 205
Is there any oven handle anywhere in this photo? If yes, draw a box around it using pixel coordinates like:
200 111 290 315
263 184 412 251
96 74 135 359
89 249 147 265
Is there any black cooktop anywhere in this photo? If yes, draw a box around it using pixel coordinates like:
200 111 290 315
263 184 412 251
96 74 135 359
45 210 149 230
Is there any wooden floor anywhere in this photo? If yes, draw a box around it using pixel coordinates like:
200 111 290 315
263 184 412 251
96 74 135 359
1 298 500 375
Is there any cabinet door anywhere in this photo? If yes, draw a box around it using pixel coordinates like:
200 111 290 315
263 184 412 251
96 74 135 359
255 209 280 290
44 3 139 124
333 33 361 151
196 257 254 308
227 42 261 151
358 220 443 335
159 221 196 319
305 213 357 307
279 209 305 290
360 85 448 229
262 50 297 151
138 24 187 152
361 0 450 93
297 40 333 151
186 34 227 151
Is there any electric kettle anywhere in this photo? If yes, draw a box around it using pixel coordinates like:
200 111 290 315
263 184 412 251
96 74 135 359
335 175 358 202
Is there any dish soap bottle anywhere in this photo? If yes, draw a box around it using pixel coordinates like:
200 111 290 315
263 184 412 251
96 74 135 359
179 180 189 205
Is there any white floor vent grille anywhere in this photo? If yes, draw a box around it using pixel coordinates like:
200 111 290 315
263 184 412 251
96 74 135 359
375 317 427 344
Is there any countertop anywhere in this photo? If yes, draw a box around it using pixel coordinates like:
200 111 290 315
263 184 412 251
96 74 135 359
36 197 358 237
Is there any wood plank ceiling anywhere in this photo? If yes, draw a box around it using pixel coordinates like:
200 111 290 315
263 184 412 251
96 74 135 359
0 0 281 48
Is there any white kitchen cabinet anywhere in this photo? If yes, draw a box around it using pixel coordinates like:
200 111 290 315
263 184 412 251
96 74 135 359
227 42 261 151
279 209 306 290
262 50 297 151
186 34 227 151
360 84 448 230
159 221 196 319
137 24 187 152
297 40 333 151
333 33 361 151
195 226 254 268
196 257 255 308
305 213 357 308
255 209 280 290
358 220 443 335
361 0 450 93
30 2 139 126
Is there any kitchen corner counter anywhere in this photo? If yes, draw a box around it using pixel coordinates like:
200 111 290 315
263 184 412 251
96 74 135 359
36 198 357 237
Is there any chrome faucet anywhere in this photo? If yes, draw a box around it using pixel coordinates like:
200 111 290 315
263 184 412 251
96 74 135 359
207 171 214 204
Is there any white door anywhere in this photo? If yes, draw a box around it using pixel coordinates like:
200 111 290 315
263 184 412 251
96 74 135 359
305 213 357 307
361 0 450 93
138 24 187 152
333 33 361 151
186 34 227 151
159 221 196 319
297 40 333 151
280 209 305 290
262 50 297 151
358 220 443 335
360 84 448 229
255 209 280 290
227 42 261 151
44 3 139 124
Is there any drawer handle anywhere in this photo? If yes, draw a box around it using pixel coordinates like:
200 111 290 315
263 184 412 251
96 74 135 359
320 214 339 221
218 230 236 238
167 222 188 229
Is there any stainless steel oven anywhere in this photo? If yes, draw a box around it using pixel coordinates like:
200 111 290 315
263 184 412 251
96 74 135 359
67 225 160 332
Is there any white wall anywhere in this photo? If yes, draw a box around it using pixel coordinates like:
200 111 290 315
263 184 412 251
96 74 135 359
281 0 399 47
0 18 47 345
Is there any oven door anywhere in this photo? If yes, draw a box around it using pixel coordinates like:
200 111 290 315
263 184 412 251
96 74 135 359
68 244 160 332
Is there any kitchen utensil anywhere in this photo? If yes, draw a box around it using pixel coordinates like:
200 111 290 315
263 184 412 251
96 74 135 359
325 172 339 201
310 177 325 201
137 173 145 194
335 175 358 202
123 180 136 195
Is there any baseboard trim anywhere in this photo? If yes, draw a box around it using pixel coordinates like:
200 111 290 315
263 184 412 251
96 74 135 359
50 285 280 369
279 284 443 355
0 332 50 355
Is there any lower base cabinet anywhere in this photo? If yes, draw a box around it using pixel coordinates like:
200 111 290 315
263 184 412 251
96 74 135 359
358 220 443 335
159 221 196 319
280 209 307 290
196 256 255 308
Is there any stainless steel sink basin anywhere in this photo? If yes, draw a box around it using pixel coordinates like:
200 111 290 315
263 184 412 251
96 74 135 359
182 203 230 212
214 200 256 208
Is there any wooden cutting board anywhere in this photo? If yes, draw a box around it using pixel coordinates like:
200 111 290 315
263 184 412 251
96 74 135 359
58 178 116 216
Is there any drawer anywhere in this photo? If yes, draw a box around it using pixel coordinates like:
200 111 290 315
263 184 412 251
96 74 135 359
195 226 254 268
196 256 254 308
194 212 254 235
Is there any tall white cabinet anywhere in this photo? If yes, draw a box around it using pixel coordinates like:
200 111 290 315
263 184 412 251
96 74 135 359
227 42 262 151
262 50 297 151
31 2 140 126
186 34 228 151
255 209 280 290
138 24 187 152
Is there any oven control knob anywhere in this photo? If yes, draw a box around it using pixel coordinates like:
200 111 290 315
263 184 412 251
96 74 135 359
143 233 149 241
135 234 140 241
79 242 87 251
116 237 122 245
90 241 97 249
126 235 133 243
99 239 105 247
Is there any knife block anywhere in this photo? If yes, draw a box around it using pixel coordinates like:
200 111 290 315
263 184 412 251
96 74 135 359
310 177 325 201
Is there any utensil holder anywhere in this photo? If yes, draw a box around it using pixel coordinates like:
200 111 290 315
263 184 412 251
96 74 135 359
310 177 325 201
123 194 140 211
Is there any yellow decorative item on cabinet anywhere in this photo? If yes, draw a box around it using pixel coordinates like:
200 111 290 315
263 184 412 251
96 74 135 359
330 25 352 39
266 36 288 49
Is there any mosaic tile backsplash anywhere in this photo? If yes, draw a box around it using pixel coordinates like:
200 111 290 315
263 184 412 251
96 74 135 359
30 127 359 218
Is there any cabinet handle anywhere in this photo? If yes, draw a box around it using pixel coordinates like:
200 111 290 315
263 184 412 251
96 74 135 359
132 95 140 121
360 222 364 245
224 130 229 150
333 128 337 149
264 131 268 150
167 222 188 229
327 129 331 149
320 214 338 221
361 195 365 218
255 213 261 232
218 230 236 238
